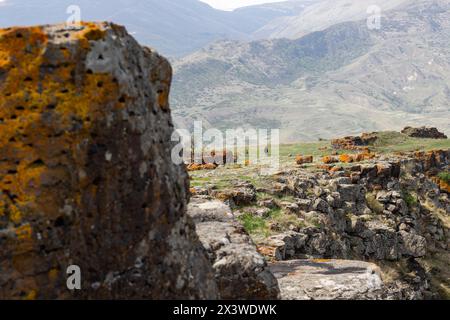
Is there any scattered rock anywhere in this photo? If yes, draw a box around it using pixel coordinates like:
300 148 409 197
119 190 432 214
296 155 313 165
401 126 447 139
188 198 280 300
399 231 427 258
212 186 256 206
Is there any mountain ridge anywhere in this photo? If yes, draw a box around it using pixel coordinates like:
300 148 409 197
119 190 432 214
172 0 450 142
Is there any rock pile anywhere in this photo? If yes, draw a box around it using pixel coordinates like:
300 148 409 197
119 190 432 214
331 133 377 150
401 127 447 139
220 149 449 299
296 155 313 165
188 198 280 299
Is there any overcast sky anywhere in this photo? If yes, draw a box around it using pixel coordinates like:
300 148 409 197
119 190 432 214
200 0 286 11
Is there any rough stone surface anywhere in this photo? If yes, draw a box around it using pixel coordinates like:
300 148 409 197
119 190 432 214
401 126 447 139
188 197 280 300
270 259 385 300
0 23 218 299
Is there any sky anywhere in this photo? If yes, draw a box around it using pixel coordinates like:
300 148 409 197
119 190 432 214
0 0 286 11
200 0 286 11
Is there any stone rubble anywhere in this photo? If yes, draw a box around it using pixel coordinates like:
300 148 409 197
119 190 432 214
188 198 280 300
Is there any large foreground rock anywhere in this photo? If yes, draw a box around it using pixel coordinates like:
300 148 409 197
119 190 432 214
269 259 384 300
188 198 280 299
0 23 218 299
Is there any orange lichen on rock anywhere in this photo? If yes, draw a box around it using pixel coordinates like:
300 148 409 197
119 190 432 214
440 180 450 193
339 154 353 163
0 22 219 300
187 163 218 171
322 155 339 164
257 245 278 261
15 224 33 240
296 155 313 165
329 166 344 172
0 23 123 230
316 164 333 171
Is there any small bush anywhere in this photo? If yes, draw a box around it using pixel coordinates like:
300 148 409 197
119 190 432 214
402 191 418 208
238 213 267 236
438 172 450 184
366 193 384 215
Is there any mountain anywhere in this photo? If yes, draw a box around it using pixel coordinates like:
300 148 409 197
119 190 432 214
0 0 315 57
0 0 234 57
253 0 411 39
171 0 450 142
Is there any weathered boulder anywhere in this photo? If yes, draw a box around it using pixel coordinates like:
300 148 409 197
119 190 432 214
295 155 313 165
401 126 447 139
0 23 218 299
188 198 280 300
211 182 256 206
270 259 385 300
331 134 376 150
399 231 427 258
261 231 308 261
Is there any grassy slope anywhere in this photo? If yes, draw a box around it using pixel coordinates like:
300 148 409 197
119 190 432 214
190 132 449 239
190 131 450 297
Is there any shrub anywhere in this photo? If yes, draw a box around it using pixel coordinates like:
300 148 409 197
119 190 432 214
238 213 267 236
438 172 450 184
365 193 384 215
402 191 418 208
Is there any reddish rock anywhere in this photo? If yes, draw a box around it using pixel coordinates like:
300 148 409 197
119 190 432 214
296 155 313 165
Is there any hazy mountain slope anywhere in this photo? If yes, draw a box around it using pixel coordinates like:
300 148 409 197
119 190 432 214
1 0 416 57
0 0 316 57
253 0 412 39
228 0 317 34
173 21 374 103
172 0 450 142
0 0 238 56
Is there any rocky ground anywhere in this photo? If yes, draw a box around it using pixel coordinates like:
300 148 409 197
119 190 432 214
1 22 448 301
189 132 450 299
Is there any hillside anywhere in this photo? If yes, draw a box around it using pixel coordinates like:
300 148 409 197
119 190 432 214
172 0 450 142
253 0 412 39
189 131 450 299
0 0 315 57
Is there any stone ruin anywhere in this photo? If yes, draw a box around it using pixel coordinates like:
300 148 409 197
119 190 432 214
401 126 447 139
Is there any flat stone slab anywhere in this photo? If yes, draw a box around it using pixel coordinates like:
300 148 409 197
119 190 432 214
269 259 384 300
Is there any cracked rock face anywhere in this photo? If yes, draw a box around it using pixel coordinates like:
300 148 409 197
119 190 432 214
0 22 218 299
188 198 280 300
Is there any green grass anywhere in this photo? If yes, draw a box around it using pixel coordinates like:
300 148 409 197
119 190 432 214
438 172 450 184
365 192 384 215
402 191 418 208
279 141 330 158
237 207 308 239
369 131 450 154
238 213 269 237
188 131 449 206
278 132 450 166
